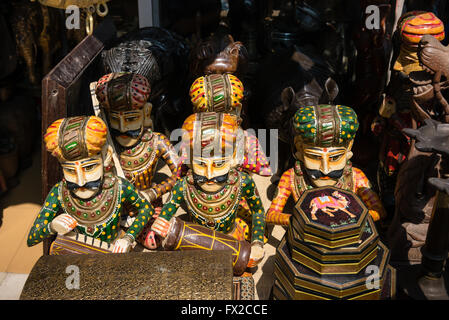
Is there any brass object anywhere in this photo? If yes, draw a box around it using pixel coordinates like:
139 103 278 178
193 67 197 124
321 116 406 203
85 9 94 35
21 251 234 300
36 0 110 9
96 2 108 17
36 0 110 35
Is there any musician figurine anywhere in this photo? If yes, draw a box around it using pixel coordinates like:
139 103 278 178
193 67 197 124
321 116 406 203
96 72 180 249
188 73 272 176
27 116 155 253
151 112 266 268
266 104 386 226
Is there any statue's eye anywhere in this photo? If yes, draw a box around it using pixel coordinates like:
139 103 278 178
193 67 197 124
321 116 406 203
214 161 226 168
305 153 321 160
330 155 343 162
64 167 76 174
84 164 98 172
193 160 206 166
126 116 139 122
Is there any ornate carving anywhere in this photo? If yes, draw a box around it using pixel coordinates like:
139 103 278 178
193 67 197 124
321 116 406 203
102 40 162 86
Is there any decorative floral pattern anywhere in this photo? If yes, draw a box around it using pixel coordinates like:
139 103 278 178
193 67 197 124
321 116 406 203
266 162 385 224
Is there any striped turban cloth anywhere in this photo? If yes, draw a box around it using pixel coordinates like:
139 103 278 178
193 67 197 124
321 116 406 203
293 105 359 147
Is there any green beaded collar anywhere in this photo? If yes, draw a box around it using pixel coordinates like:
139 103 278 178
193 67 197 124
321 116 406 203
184 169 241 229
59 173 120 234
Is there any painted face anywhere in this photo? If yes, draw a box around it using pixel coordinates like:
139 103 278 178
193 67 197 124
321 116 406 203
300 143 351 187
192 156 232 193
109 110 144 147
61 154 104 199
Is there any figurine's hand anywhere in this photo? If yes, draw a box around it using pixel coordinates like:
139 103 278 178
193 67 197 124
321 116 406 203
403 119 449 156
150 216 172 238
112 236 133 253
50 214 78 235
247 242 265 268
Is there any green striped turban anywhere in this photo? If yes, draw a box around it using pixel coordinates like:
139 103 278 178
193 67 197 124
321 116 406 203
293 104 359 147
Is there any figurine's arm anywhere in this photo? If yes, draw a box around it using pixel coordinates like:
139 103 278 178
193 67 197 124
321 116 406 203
27 184 62 246
241 173 266 267
151 178 185 237
353 167 386 221
121 179 155 241
241 174 265 243
147 133 180 201
241 131 273 176
265 169 293 226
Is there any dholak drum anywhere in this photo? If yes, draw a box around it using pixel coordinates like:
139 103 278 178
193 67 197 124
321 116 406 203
164 217 251 276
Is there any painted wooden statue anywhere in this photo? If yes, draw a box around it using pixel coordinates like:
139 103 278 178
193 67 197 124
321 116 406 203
95 72 180 249
101 27 190 135
188 73 272 176
387 30 449 264
150 112 266 268
373 11 445 207
95 72 180 202
266 104 386 226
27 116 155 253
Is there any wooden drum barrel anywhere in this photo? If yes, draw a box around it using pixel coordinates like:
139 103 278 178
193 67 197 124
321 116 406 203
164 217 251 276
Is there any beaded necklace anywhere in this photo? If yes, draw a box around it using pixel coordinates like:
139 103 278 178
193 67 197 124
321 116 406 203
119 129 157 185
59 173 121 236
184 169 241 230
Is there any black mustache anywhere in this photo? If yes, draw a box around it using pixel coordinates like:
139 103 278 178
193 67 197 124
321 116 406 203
304 168 344 180
110 128 142 139
66 178 102 191
193 172 229 184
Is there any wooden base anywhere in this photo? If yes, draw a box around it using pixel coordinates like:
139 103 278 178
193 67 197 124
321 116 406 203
273 265 396 300
273 237 393 299
287 218 380 274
